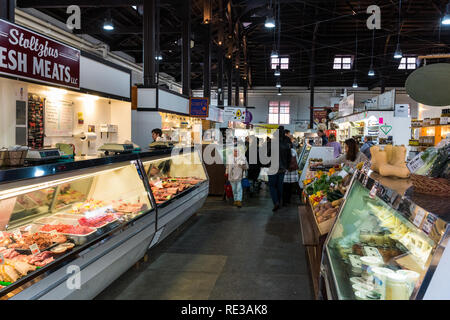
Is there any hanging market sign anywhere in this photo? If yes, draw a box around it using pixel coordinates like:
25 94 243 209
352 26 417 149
224 107 247 122
189 97 209 117
380 124 393 135
339 94 355 117
0 19 80 89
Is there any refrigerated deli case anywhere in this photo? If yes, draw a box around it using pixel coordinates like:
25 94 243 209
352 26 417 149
320 169 450 300
0 148 208 299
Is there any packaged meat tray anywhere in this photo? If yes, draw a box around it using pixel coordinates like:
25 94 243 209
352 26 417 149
78 214 118 234
39 223 97 245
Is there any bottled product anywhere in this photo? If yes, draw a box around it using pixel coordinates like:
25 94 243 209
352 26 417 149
386 273 409 300
372 267 395 300
396 270 420 297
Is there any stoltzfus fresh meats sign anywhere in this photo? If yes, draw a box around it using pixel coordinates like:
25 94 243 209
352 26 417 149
0 19 80 89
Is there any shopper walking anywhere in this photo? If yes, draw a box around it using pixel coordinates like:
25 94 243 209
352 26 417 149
245 135 262 195
226 148 248 208
262 127 291 212
326 134 342 158
283 137 299 205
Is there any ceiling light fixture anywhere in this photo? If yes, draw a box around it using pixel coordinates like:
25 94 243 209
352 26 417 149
368 65 375 77
271 49 279 58
394 0 403 59
442 2 450 25
265 16 276 28
103 18 114 31
353 19 359 90
394 43 403 59
156 54 163 61
276 81 281 88
277 88 282 96
274 65 281 77
369 28 375 77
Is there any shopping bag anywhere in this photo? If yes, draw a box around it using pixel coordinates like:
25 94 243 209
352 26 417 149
241 178 251 188
224 182 233 199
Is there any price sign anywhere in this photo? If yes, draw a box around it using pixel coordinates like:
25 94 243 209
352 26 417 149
29 243 40 255
413 208 426 228
422 213 437 235
369 182 379 199
361 161 371 174
0 231 5 240
407 153 425 174
49 230 58 237
0 253 4 265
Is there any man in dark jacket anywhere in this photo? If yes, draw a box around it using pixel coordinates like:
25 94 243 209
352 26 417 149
245 136 262 195
262 126 292 211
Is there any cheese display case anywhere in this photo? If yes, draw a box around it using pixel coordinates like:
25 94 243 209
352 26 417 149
0 147 208 299
320 169 450 300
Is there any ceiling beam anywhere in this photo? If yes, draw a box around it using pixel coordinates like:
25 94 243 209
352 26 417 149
17 0 142 8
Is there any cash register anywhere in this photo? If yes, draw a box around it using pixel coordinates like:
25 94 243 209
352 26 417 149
25 148 62 164
98 143 135 155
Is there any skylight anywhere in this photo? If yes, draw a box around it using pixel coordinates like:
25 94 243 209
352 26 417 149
333 55 354 70
398 57 417 70
271 56 289 70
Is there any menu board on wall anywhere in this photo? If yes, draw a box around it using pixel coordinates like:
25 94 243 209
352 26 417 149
339 94 355 117
45 100 73 137
378 89 396 110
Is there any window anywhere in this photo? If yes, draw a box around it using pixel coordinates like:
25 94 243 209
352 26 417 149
399 57 417 70
333 55 354 70
268 101 290 124
271 56 289 70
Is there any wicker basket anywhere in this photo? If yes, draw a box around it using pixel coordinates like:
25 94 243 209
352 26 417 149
411 174 450 197
3 150 28 167
0 150 6 167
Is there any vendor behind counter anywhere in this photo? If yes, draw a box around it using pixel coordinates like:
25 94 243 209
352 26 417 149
319 138 368 169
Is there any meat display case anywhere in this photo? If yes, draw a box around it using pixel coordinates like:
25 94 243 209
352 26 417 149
320 168 450 300
0 147 208 299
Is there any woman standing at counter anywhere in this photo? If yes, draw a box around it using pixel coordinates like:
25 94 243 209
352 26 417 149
320 138 368 169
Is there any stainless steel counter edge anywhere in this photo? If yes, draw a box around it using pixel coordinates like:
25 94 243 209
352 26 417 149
0 147 199 185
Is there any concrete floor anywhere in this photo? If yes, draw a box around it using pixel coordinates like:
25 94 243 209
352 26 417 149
95 186 313 300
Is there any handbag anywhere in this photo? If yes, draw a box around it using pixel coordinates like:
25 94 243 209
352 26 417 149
224 181 233 198
288 154 299 171
241 178 251 188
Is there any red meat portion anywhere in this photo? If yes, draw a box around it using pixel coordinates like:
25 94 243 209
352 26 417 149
78 214 115 228
40 224 94 235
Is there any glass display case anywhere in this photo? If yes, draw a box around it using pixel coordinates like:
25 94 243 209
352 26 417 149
321 169 450 300
142 150 207 206
0 147 209 299
297 144 311 173
0 158 153 298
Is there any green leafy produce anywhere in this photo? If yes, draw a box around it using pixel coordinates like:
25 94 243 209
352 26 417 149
430 145 450 178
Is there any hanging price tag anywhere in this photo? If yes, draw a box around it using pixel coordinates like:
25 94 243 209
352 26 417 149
0 253 4 265
422 213 437 235
29 243 40 256
413 208 426 228
369 182 379 199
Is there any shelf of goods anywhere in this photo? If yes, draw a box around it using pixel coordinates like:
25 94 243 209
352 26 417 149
298 166 353 299
320 169 450 300
0 147 209 300
298 146 335 189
